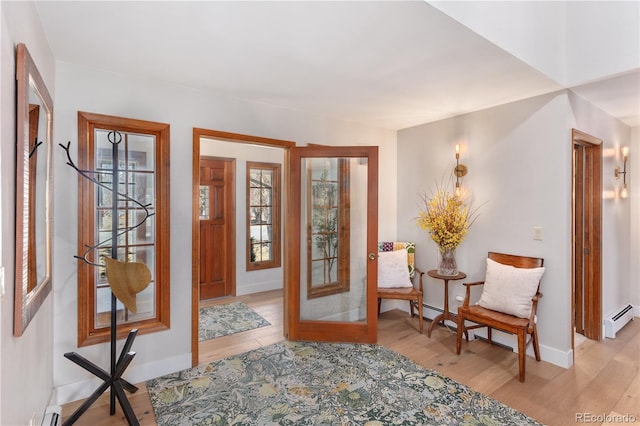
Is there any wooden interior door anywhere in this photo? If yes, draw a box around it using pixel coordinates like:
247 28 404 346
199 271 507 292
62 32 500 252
574 145 585 336
199 157 235 300
286 145 378 343
572 129 602 342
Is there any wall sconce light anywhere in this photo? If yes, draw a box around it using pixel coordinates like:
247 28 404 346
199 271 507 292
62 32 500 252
614 147 629 198
453 144 468 197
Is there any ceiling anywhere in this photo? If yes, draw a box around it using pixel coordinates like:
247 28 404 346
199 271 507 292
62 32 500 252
35 1 639 130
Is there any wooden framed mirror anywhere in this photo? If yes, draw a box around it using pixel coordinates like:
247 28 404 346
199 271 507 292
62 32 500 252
14 43 53 336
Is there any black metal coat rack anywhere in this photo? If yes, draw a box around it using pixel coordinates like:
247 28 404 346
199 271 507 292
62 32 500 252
60 131 154 426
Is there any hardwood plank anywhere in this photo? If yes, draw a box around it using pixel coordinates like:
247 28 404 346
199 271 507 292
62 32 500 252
61 292 640 426
572 359 638 416
60 385 155 426
611 375 640 419
602 411 640 426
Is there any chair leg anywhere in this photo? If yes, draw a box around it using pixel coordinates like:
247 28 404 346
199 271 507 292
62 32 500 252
487 327 492 344
417 296 423 334
456 313 463 354
532 325 541 361
517 329 526 382
377 298 381 316
409 301 415 317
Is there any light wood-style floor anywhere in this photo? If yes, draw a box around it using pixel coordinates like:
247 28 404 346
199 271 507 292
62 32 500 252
62 289 640 425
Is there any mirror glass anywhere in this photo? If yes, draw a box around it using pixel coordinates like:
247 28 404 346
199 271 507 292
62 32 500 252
14 43 53 336
300 155 368 320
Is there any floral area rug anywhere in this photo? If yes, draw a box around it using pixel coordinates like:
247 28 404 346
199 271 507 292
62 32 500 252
147 341 541 425
199 302 271 342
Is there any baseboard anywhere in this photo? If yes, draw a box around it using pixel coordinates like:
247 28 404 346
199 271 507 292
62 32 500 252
381 300 459 328
236 280 282 296
53 352 192 406
469 328 573 368
382 301 573 369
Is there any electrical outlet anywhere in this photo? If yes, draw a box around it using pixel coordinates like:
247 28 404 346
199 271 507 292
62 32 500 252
532 226 543 241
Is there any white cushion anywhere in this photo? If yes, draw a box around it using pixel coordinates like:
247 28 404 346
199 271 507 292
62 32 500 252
477 258 545 318
377 249 413 288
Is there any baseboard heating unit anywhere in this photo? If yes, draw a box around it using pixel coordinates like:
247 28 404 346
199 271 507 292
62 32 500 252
41 406 61 426
604 304 634 339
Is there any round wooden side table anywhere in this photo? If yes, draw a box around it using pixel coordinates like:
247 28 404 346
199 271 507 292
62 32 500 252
426 270 467 337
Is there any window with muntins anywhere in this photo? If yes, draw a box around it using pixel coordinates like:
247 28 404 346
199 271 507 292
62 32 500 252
246 162 281 270
77 112 170 346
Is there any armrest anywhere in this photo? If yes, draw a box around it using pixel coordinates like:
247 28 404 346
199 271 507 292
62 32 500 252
528 292 543 327
414 267 426 292
461 281 485 307
462 281 485 287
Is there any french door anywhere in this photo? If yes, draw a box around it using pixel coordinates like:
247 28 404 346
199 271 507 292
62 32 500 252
286 146 378 343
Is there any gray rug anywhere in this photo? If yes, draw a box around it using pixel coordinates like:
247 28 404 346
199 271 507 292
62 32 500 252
199 301 271 342
147 341 541 425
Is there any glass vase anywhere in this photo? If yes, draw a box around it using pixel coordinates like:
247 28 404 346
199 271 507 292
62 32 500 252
438 247 458 276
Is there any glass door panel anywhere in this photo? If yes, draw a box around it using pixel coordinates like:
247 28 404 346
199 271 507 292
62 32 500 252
287 146 378 343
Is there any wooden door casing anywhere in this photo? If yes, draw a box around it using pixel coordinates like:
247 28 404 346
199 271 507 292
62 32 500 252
191 128 295 367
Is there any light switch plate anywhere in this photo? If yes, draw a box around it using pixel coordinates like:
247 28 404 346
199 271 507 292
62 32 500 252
532 226 543 241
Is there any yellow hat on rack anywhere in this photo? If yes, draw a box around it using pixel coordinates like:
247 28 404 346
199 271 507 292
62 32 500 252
103 257 152 314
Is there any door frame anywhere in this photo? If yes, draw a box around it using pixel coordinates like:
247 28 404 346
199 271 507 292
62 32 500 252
191 129 295 366
571 128 603 346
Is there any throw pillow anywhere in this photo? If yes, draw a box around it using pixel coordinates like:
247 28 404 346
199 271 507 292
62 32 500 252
477 258 545 318
377 249 413 288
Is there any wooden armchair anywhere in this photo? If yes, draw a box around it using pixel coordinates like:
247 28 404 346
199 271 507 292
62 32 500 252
376 242 424 333
456 252 545 382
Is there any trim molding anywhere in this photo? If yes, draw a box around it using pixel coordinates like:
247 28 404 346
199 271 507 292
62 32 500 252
382 302 573 369
236 280 283 296
53 353 191 406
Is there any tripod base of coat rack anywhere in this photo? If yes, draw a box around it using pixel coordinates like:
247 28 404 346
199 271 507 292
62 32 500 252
62 329 140 426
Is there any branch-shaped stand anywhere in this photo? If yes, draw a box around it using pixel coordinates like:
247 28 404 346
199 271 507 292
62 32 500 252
60 133 153 426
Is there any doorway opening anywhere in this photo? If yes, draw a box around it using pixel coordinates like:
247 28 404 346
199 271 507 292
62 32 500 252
191 129 294 366
571 129 603 349
191 131 380 365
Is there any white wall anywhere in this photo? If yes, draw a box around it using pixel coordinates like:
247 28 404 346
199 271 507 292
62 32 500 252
428 1 566 84
565 1 640 86
568 92 634 321
52 62 397 404
630 127 640 313
428 1 640 89
397 90 635 368
200 139 284 296
0 2 56 425
398 91 573 367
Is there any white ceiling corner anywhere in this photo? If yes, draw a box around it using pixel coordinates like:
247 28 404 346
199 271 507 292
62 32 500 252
34 1 638 130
